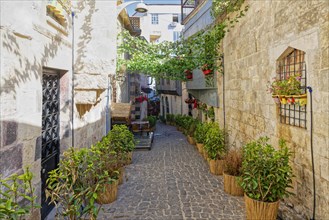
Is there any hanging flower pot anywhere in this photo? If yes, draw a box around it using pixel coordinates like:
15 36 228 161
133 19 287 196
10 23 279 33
201 64 213 75
185 98 195 104
286 96 295 105
279 95 287 104
292 94 307 106
185 70 193 80
202 69 212 75
271 95 280 104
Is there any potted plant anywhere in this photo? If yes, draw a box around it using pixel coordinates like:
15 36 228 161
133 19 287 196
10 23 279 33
187 119 199 145
204 122 226 175
267 75 306 106
207 106 215 122
194 122 210 155
107 125 135 165
0 167 40 219
223 149 244 196
146 115 157 131
46 147 114 219
240 137 294 220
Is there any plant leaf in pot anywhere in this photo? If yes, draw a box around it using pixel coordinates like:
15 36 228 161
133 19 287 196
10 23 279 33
240 137 294 220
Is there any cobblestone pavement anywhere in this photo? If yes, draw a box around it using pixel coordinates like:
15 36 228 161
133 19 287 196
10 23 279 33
99 122 245 220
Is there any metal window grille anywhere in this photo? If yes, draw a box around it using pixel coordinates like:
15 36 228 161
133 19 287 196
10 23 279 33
277 49 307 128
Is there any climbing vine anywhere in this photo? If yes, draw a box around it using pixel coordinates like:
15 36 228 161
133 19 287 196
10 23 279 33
117 0 248 81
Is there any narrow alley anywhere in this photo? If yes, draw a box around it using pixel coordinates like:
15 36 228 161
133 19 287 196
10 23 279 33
99 123 245 220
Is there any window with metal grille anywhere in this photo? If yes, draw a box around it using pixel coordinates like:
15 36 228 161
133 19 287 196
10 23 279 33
151 14 159 25
277 48 307 128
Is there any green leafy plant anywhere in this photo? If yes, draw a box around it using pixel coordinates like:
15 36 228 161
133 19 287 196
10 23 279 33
240 137 294 202
0 167 39 220
194 122 211 144
145 115 157 128
117 0 247 82
107 125 135 153
224 149 243 176
207 107 215 121
159 115 166 123
187 119 200 137
166 114 175 124
46 148 99 219
204 122 227 160
267 75 303 96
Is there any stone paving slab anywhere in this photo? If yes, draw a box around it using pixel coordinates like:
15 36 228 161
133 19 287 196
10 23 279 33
99 122 245 220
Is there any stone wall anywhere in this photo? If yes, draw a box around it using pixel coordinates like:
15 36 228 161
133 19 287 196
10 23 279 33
0 0 118 218
220 0 329 219
73 0 117 146
0 1 74 217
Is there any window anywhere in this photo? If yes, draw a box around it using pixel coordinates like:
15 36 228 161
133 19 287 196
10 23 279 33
173 14 179 23
173 31 180 42
151 14 159 25
277 48 307 128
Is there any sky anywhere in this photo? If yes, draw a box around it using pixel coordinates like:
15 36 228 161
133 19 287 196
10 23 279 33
125 0 181 16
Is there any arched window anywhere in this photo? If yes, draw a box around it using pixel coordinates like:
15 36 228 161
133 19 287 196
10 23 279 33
161 96 165 117
277 47 307 128
165 97 170 114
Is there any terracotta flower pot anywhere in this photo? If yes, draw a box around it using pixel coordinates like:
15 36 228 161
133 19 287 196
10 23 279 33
203 69 212 75
96 180 118 204
223 172 244 196
208 159 224 175
244 194 279 220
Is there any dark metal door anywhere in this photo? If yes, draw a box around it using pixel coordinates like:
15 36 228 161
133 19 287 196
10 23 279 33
41 71 60 219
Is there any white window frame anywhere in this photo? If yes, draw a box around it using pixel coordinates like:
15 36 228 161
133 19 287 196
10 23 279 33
151 14 159 25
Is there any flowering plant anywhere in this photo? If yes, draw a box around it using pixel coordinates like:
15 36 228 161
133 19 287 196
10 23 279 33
201 63 213 71
267 75 303 96
185 98 195 104
135 96 148 103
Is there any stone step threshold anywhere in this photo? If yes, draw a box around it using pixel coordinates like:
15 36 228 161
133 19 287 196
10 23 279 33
133 132 154 151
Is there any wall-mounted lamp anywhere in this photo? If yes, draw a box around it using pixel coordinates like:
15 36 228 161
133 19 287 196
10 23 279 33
117 0 148 17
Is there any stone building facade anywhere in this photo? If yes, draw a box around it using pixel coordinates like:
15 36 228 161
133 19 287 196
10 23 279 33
184 0 329 219
0 0 118 218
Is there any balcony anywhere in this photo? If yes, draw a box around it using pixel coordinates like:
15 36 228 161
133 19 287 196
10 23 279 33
181 0 205 24
156 79 182 96
186 70 219 107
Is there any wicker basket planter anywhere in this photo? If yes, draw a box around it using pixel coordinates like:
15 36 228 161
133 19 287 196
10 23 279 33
202 149 207 160
244 194 279 220
118 167 125 185
208 159 224 175
187 135 196 145
196 143 204 154
96 180 118 204
223 172 243 196
124 151 132 165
